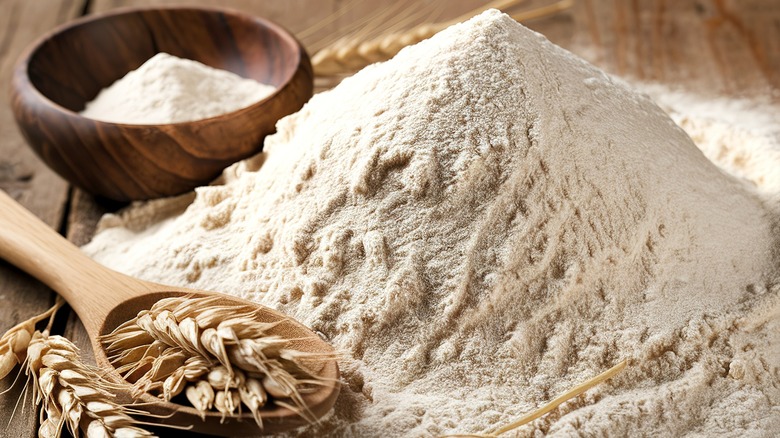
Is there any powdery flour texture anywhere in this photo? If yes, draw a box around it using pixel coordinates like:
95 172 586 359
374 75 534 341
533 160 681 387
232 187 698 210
84 10 780 437
80 52 276 124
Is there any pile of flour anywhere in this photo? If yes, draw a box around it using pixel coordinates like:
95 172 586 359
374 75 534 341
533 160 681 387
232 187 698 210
84 10 780 436
80 52 276 124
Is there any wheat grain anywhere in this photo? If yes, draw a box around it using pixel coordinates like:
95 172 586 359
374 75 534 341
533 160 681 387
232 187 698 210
214 389 241 421
186 380 215 419
239 377 267 427
311 0 572 76
101 295 337 428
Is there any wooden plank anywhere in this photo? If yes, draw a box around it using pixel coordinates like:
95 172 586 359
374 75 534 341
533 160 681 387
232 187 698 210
0 0 85 436
89 1 549 56
88 0 780 98
90 0 342 52
573 0 780 97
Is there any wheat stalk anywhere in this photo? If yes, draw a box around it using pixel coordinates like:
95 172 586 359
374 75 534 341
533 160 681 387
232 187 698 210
441 360 628 437
311 0 573 76
100 296 338 428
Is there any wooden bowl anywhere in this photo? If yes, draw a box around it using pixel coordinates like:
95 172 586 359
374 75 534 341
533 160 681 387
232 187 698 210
10 6 313 202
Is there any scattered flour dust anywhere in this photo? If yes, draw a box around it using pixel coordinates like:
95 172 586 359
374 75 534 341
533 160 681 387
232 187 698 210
80 52 276 124
643 86 780 212
83 10 780 437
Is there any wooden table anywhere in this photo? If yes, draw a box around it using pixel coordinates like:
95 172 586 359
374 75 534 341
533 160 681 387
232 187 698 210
1 0 778 436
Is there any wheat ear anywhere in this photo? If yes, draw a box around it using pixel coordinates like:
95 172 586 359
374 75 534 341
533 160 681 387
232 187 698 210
26 330 157 438
1 299 156 437
101 295 338 428
311 0 573 76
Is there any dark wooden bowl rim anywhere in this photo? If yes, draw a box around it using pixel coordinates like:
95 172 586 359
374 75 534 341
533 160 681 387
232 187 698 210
14 5 304 128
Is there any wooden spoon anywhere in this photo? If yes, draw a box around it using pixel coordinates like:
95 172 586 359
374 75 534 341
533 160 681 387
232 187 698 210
0 189 340 436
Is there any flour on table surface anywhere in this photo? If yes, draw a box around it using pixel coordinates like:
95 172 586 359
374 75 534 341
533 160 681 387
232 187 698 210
643 85 780 212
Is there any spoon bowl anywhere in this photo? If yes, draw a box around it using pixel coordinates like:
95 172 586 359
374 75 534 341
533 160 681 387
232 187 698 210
0 189 340 436
98 290 339 436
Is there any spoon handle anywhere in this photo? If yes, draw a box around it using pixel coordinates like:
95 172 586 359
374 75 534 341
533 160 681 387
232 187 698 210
0 189 147 335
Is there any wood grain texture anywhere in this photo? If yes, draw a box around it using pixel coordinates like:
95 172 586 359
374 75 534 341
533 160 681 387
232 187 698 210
88 0 780 99
0 1 82 437
572 0 780 97
10 6 313 201
63 189 111 365
91 1 532 50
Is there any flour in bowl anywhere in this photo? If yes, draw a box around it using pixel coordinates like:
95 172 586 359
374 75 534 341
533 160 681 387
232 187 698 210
84 10 780 436
80 52 276 124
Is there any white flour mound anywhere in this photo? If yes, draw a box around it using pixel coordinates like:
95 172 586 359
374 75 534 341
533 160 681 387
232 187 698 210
80 52 276 124
84 10 780 437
